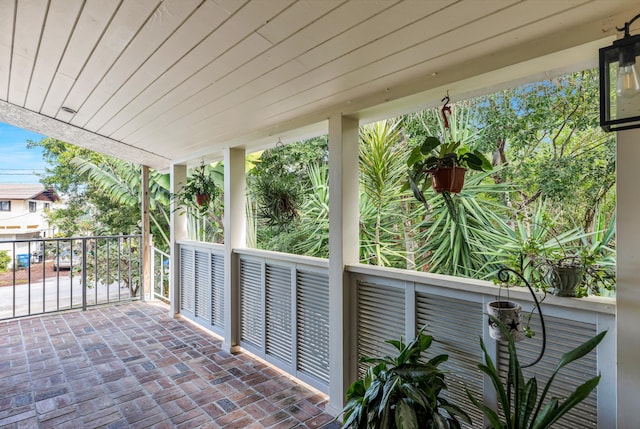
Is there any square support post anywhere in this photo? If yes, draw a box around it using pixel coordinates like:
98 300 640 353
327 114 360 415
169 163 188 317
141 165 151 301
223 147 246 353
616 128 640 427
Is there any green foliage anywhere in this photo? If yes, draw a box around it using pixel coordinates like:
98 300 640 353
485 201 616 295
248 140 324 234
468 317 605 429
281 163 330 257
30 137 172 251
342 327 470 429
45 194 94 237
472 69 616 232
84 237 141 297
0 250 10 272
406 102 492 204
71 156 172 250
359 120 412 267
173 163 220 216
28 137 101 194
252 171 303 230
413 170 514 278
176 162 225 244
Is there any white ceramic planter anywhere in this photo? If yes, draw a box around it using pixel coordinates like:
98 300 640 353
487 300 525 342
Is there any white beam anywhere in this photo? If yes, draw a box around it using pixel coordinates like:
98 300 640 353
0 100 170 171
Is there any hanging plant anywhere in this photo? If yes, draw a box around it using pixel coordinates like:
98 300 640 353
251 143 304 230
407 94 492 202
173 162 220 215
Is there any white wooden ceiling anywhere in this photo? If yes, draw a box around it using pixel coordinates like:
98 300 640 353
0 0 638 171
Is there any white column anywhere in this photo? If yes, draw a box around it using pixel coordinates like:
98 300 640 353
223 147 246 353
169 163 188 317
327 114 360 415
141 165 151 301
616 128 640 428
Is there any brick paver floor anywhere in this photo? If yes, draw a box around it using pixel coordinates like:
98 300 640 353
0 302 341 429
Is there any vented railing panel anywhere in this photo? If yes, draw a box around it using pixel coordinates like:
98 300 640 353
194 250 211 322
350 269 613 429
416 292 484 428
497 315 598 429
179 247 194 313
297 270 329 384
211 253 224 328
240 258 263 348
177 246 613 425
356 280 405 377
236 252 330 392
265 264 292 364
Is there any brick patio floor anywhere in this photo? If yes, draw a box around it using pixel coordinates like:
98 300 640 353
0 302 341 429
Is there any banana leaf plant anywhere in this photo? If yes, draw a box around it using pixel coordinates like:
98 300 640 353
468 317 606 429
341 327 470 429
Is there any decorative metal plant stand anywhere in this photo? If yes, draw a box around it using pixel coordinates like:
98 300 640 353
489 267 547 370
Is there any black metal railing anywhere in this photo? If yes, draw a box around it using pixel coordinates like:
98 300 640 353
0 235 142 320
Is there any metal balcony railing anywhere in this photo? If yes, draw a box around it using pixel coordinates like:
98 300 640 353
0 235 142 320
152 246 170 301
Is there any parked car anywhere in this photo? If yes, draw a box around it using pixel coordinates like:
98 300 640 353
53 251 81 271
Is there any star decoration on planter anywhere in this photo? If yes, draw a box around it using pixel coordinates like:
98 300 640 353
508 318 520 331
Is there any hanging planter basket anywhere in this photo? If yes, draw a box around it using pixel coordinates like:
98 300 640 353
195 193 210 207
487 300 525 342
487 268 547 350
431 167 467 193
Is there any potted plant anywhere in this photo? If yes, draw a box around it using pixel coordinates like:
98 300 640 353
491 202 616 298
540 251 614 298
341 327 470 429
468 317 606 429
173 163 219 214
407 96 491 198
487 298 525 342
249 143 304 231
252 172 303 229
540 255 584 297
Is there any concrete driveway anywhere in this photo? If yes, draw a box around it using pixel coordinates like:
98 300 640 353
0 275 132 319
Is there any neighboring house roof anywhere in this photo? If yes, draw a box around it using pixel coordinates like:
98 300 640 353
0 184 60 202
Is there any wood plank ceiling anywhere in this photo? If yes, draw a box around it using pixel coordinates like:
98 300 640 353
0 0 638 171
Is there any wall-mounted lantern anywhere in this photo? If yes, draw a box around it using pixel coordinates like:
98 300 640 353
600 13 640 131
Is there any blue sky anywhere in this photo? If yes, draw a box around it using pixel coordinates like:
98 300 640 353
0 122 46 184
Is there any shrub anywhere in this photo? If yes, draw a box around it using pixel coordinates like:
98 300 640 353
0 250 10 272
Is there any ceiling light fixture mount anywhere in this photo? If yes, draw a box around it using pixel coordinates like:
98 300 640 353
599 13 640 131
